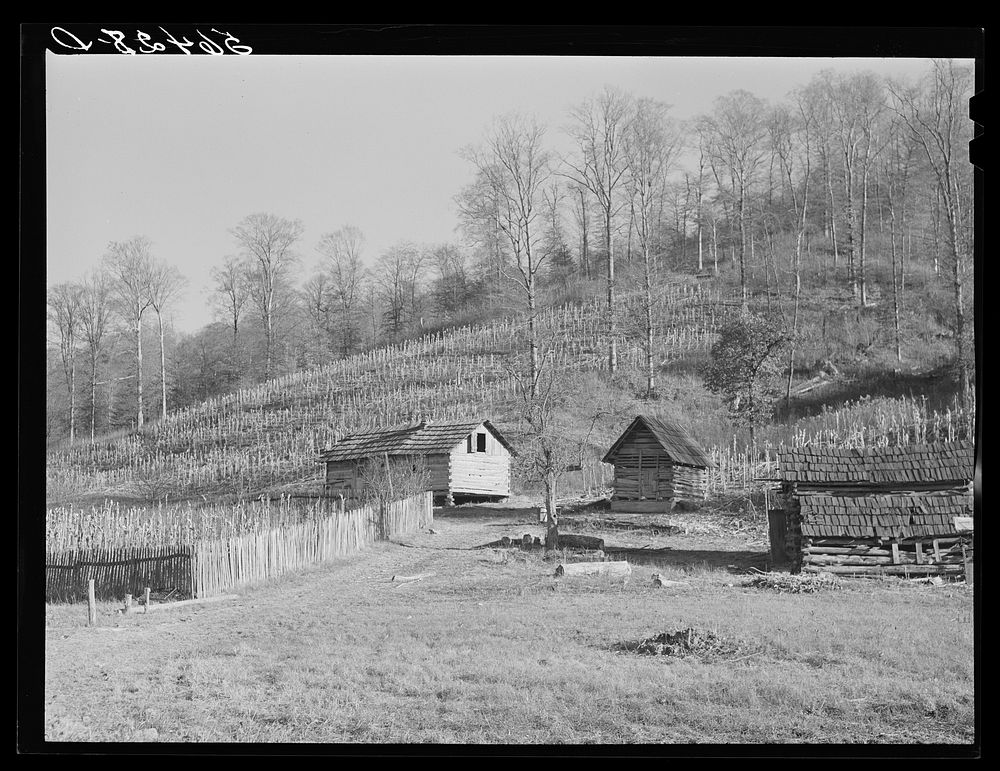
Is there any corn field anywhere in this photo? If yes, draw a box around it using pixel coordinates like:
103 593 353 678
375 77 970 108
46 495 341 552
46 492 433 602
706 392 976 496
46 287 724 502
45 283 975 508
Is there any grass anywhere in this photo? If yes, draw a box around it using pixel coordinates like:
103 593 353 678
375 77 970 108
42 509 975 746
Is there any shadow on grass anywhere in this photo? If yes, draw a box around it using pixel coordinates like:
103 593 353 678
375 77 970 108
605 546 769 573
434 505 541 521
776 365 963 422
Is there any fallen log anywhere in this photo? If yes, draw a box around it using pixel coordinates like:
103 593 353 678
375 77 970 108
474 533 596 551
443 504 542 519
801 564 964 576
127 594 240 613
804 546 894 557
556 534 605 551
554 561 631 578
391 572 436 583
803 554 893 566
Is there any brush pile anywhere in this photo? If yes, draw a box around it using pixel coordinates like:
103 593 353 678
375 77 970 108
618 627 759 662
743 570 841 593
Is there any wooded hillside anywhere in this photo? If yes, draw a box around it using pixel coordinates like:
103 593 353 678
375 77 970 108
45 60 978 507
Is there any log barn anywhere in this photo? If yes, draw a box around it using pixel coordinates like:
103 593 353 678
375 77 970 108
602 415 713 513
769 441 975 579
320 420 516 506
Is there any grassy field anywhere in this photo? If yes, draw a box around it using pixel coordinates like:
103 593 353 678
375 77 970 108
41 504 975 747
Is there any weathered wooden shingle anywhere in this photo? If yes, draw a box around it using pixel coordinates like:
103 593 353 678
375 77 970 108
778 441 974 486
603 415 713 468
797 491 971 537
319 420 515 463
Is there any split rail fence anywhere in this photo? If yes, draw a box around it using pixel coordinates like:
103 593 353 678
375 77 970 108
45 492 432 603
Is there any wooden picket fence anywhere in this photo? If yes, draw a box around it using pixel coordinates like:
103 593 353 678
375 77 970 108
190 492 432 598
46 545 195 603
45 492 433 603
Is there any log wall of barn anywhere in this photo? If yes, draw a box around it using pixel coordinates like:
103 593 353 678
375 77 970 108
673 464 709 500
325 461 360 501
326 454 450 501
772 484 974 578
610 425 673 500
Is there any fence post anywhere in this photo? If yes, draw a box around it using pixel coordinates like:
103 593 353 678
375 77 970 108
87 579 97 626
189 544 197 600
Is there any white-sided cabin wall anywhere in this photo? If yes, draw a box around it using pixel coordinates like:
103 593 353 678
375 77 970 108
448 424 511 496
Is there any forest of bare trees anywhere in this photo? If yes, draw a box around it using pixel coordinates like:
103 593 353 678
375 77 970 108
47 61 976 445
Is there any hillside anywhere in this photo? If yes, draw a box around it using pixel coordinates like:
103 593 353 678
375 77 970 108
45 276 975 510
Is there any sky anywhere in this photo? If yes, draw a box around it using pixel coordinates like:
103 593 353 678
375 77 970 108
44 50 959 334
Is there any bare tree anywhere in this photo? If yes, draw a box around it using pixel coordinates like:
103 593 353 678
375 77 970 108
299 271 336 364
374 242 425 343
623 97 679 396
508 351 571 549
809 74 842 275
48 281 83 443
77 268 114 441
104 236 154 430
700 90 769 309
210 255 251 346
888 60 975 396
820 71 886 305
366 279 381 349
771 91 817 407
880 111 918 364
689 125 711 273
460 113 554 394
146 260 187 421
456 169 510 311
856 76 888 307
316 225 367 357
357 454 431 539
231 213 305 380
430 243 474 319
563 86 635 374
569 184 594 280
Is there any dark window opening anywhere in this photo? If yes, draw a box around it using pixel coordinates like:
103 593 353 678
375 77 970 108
476 433 487 453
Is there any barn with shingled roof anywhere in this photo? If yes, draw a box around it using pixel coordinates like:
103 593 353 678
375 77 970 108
602 415 714 513
319 420 516 506
769 440 975 579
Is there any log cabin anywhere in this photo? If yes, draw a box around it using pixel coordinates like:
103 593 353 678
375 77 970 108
602 415 714 513
319 420 516 506
769 441 975 578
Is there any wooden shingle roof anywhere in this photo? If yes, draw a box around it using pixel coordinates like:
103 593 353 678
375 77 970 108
319 420 515 463
602 415 714 468
798 492 972 538
778 441 974 486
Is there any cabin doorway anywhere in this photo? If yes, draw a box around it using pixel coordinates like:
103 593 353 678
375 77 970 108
639 466 658 500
